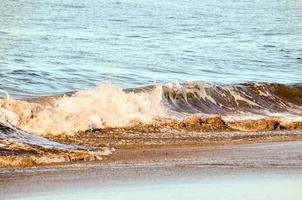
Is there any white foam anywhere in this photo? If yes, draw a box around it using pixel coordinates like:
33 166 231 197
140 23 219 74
0 89 10 99
0 82 166 135
225 87 260 107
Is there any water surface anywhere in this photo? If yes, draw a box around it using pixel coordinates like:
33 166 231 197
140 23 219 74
1 141 302 200
0 0 301 97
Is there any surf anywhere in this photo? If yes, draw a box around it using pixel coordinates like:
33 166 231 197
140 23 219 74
0 82 301 136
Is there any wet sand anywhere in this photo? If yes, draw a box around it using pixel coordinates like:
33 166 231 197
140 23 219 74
1 141 302 200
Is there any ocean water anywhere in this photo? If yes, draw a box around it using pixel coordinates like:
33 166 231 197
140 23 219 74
0 0 302 159
0 0 301 97
1 1 302 198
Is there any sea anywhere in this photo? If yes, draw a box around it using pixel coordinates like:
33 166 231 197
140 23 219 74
0 0 301 143
0 0 301 97
0 0 302 199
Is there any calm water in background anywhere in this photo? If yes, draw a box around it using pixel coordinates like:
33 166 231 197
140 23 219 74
0 0 302 97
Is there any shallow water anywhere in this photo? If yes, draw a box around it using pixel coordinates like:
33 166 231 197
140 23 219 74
2 141 302 200
12 174 302 200
1 0 302 97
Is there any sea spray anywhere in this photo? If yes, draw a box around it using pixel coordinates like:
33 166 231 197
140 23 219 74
0 82 166 135
0 82 302 136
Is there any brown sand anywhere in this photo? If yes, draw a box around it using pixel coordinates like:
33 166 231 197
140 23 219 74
1 141 302 199
1 115 302 167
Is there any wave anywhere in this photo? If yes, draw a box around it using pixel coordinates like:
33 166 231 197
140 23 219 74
0 122 113 167
0 82 165 135
0 82 301 136
1 81 302 167
162 82 302 114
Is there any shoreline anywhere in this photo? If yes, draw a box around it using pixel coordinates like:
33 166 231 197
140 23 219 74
1 141 302 199
1 128 302 168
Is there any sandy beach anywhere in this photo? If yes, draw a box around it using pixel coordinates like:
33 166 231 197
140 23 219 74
1 141 302 200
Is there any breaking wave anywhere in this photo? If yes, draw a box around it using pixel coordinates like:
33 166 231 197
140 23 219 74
0 82 165 135
162 82 302 116
0 82 301 136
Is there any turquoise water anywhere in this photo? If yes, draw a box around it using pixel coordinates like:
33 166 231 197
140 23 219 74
0 0 302 97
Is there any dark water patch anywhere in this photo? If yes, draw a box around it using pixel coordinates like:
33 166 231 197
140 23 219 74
13 58 26 63
130 25 157 29
126 34 148 39
160 82 302 115
0 31 10 35
47 61 67 65
74 37 90 41
9 70 42 77
269 83 302 106
263 44 277 48
108 18 128 23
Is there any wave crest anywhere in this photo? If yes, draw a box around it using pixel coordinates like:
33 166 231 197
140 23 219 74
0 82 301 135
162 82 302 115
0 82 165 135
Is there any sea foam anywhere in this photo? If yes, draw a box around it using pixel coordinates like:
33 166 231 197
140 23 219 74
0 82 166 135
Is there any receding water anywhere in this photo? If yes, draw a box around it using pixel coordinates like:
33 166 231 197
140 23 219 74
3 167 302 200
0 0 302 97
15 178 302 200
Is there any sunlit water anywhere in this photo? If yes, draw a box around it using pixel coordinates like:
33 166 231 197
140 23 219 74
2 139 302 200
1 2 302 199
16 179 302 200
0 0 301 97
4 169 302 200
